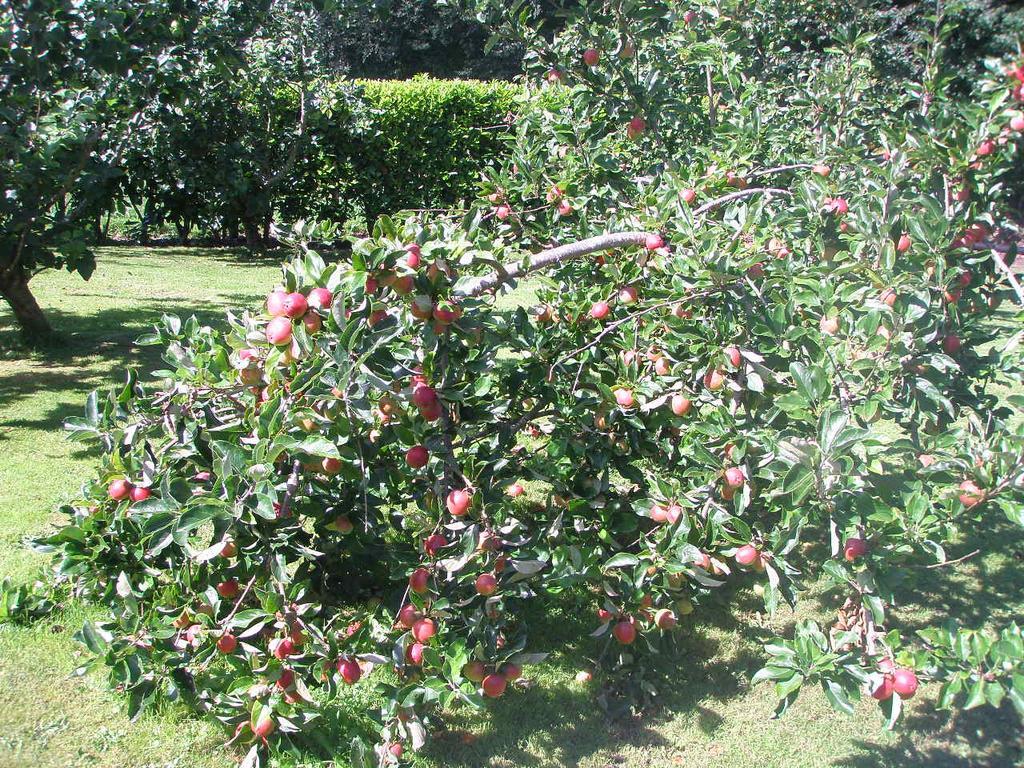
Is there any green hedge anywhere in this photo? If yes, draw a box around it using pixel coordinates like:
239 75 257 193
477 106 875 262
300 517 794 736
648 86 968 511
121 76 521 241
332 77 519 223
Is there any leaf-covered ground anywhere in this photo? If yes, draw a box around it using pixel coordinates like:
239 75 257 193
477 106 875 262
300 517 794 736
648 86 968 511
0 247 1021 768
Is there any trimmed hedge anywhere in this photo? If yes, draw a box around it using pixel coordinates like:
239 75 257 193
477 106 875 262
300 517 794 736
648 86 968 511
122 76 521 241
328 77 519 223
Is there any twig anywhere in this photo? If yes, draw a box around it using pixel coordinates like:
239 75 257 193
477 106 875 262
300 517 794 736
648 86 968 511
692 187 791 215
924 549 980 569
745 164 814 180
457 232 651 297
979 241 1024 307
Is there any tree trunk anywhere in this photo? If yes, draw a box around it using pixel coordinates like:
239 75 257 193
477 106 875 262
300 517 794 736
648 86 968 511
245 220 260 247
0 269 52 340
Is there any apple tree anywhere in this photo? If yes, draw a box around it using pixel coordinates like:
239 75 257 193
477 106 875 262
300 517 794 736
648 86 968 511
19 1 1024 766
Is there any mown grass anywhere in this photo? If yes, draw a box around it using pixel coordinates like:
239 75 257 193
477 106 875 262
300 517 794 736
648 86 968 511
1 246 1022 768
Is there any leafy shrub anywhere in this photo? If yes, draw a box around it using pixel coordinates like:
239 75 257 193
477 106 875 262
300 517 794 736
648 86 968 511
313 76 521 224
124 76 520 241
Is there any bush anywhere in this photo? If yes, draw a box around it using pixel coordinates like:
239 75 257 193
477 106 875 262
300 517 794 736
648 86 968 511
123 76 521 241
25 2 1024 768
315 77 521 224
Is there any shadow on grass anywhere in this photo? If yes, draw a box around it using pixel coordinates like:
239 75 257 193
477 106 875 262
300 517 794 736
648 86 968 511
0 297 251 447
836 701 1024 767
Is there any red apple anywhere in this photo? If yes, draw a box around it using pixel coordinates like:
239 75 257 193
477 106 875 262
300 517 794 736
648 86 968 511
253 713 276 738
411 384 437 409
412 617 436 642
433 301 459 324
942 334 962 355
392 275 414 295
108 479 132 500
557 199 573 216
475 573 498 596
389 743 404 758
892 668 918 698
282 292 308 318
819 316 839 335
409 567 430 595
645 233 664 251
276 669 294 690
482 672 507 698
266 316 293 346
424 533 448 557
627 116 646 140
654 608 677 629
271 636 296 660
405 445 429 469
812 163 831 177
129 485 151 503
871 672 895 700
843 537 868 561
506 482 525 498
681 188 697 204
704 369 726 391
398 604 420 629
301 312 322 334
618 286 638 304
308 287 332 310
976 139 996 157
463 660 487 682
614 388 635 408
500 662 522 681
321 457 342 475
405 243 422 269
589 301 611 320
958 479 985 508
337 657 361 685
331 515 354 534
217 633 237 654
266 290 288 317
724 467 745 488
495 204 512 220
735 544 760 567
446 489 472 517
880 288 897 307
612 620 637 644
724 346 742 367
583 47 600 66
405 641 424 665
1011 115 1024 132
216 579 240 599
896 234 912 253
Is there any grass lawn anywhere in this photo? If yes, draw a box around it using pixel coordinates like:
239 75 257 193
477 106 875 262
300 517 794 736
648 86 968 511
1 246 1022 768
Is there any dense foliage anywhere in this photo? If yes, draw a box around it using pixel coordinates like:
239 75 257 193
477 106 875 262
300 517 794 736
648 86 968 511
10 1 1024 767
121 76 520 243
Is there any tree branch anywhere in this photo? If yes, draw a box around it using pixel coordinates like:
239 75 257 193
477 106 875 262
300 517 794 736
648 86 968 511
458 232 651 297
457 187 792 298
692 187 791 215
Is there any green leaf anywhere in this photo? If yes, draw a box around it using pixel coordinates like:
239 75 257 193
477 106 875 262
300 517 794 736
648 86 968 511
603 553 639 569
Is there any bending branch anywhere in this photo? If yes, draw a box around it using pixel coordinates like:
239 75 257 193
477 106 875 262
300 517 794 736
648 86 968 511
459 232 651 297
693 187 791 215
458 187 792 297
